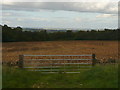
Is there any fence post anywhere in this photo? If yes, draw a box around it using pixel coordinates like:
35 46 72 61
19 55 24 68
92 54 96 66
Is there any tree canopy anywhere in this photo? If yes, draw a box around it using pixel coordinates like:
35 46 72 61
1 24 119 42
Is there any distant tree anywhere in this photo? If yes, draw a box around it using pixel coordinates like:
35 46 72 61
66 30 74 40
2 24 118 42
14 26 22 32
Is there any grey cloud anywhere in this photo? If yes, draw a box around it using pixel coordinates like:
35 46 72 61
2 2 118 14
2 11 25 17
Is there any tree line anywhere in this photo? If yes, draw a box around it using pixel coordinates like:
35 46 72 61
1 24 119 42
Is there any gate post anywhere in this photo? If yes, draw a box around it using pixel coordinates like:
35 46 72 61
92 54 96 66
19 55 24 68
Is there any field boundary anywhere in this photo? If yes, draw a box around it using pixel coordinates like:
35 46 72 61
18 54 96 73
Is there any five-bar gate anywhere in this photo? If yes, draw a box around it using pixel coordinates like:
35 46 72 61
18 54 96 73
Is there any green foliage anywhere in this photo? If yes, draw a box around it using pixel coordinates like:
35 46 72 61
2 24 119 42
3 64 118 88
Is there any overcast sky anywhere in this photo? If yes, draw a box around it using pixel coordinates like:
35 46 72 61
1 0 119 29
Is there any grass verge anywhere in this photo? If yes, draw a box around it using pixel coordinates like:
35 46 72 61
2 64 118 88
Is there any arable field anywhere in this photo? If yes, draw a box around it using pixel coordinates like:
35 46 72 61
2 40 118 62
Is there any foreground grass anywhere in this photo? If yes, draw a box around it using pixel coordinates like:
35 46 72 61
3 64 118 88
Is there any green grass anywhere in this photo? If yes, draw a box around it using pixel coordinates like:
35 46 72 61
3 64 118 88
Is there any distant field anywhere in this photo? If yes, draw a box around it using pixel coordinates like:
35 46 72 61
2 40 118 62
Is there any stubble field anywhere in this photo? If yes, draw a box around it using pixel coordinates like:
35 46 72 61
2 40 118 63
